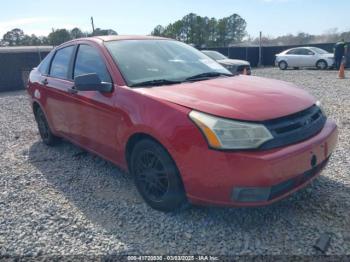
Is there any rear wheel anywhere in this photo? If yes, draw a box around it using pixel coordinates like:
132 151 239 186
316 60 328 70
130 139 188 212
279 61 288 70
34 107 60 146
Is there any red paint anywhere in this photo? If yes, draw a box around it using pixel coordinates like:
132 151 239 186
27 36 338 207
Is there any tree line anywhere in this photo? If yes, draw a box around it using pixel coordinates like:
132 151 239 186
248 29 350 46
0 27 117 47
151 13 247 48
1 16 348 48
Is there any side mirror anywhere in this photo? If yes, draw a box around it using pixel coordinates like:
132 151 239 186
74 73 112 93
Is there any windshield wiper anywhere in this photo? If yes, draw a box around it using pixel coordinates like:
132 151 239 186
130 79 182 87
185 72 233 81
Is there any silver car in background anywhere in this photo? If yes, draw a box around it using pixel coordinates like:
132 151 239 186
202 50 251 75
275 47 334 70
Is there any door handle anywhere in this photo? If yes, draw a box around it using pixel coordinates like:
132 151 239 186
41 79 48 85
67 87 78 94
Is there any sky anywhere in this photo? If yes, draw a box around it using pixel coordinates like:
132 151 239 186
0 0 349 39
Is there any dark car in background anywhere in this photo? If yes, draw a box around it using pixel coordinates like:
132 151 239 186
202 50 251 75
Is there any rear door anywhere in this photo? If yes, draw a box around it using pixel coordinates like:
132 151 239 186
284 48 300 67
67 43 119 161
43 45 77 137
297 48 316 67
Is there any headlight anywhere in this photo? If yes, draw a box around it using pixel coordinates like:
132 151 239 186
189 111 273 150
316 101 327 116
224 65 235 70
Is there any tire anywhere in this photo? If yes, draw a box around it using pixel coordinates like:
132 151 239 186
316 60 328 70
278 61 288 70
130 139 188 212
34 107 60 146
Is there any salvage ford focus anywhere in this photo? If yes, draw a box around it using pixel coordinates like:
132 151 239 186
27 36 338 212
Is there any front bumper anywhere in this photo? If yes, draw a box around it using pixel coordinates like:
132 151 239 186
177 119 338 207
326 58 335 68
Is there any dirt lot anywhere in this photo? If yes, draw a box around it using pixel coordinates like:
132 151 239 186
0 68 349 257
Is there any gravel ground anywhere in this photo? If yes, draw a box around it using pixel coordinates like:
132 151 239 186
0 68 349 257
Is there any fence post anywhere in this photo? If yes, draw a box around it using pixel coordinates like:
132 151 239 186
258 31 262 67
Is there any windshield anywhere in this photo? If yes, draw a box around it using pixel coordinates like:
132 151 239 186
202 51 227 60
105 40 231 86
310 47 329 54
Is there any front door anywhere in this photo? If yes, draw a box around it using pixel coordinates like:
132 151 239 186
67 44 119 162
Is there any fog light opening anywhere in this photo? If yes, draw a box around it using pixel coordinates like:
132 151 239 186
232 187 271 202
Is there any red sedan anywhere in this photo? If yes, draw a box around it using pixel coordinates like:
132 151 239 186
27 36 338 212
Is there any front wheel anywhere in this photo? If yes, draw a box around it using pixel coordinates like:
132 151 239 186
130 139 188 212
316 60 328 70
34 107 60 146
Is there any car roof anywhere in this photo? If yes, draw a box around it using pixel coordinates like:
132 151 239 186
286 47 311 51
91 35 168 42
55 35 171 49
281 47 311 54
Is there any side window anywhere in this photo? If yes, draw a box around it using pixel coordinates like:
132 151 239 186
38 51 54 75
305 49 314 55
296 49 314 56
50 46 75 79
287 49 297 55
74 44 112 83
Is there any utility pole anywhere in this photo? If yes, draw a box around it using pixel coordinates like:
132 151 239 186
91 17 95 35
258 31 262 67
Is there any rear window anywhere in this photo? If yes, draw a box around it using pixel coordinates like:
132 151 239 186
50 46 75 79
37 52 54 75
310 47 328 54
286 49 298 55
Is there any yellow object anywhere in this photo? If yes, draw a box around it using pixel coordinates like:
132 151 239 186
191 118 221 148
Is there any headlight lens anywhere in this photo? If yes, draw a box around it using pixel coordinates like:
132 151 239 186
189 111 274 150
225 65 235 70
316 101 327 116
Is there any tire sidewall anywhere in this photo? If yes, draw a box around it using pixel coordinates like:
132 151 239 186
130 139 187 212
279 61 288 70
34 107 58 146
317 60 328 70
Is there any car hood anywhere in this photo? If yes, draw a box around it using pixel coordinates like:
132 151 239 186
217 59 250 66
136 76 316 121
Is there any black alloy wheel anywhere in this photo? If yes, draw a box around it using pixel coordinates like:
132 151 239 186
34 107 60 146
130 139 188 212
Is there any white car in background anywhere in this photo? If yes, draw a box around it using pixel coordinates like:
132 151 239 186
275 47 334 70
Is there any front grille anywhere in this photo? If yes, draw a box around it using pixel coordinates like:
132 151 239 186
268 157 329 200
260 105 326 150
